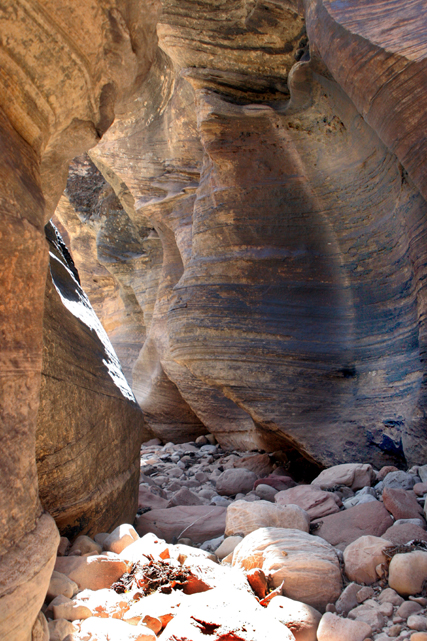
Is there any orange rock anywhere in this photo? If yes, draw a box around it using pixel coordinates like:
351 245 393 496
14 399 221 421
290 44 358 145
246 568 268 599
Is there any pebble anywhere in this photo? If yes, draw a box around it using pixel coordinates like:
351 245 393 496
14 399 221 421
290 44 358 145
255 483 278 501
317 612 372 641
357 586 375 603
408 615 427 631
396 602 423 619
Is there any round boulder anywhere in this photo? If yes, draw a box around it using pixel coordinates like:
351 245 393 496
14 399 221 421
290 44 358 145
216 468 257 496
226 500 309 537
343 535 392 584
268 595 321 641
388 551 427 596
232 527 342 612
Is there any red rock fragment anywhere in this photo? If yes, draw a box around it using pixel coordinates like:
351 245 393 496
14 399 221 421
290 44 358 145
382 488 423 521
246 568 268 599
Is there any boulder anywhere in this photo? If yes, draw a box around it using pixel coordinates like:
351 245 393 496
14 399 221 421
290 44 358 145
397 601 423 618
74 588 130 619
382 488 423 520
377 588 404 607
317 612 372 641
119 533 171 564
267 595 322 641
255 484 279 501
103 524 139 554
347 601 386 632
408 615 427 631
343 494 377 509
156 586 294 641
382 471 416 490
58 538 70 557
200 535 224 553
382 523 427 545
167 487 205 508
47 619 77 641
47 571 79 601
214 536 243 560
54 555 128 591
94 534 109 547
335 583 363 615
232 527 342 611
343 535 392 584
53 599 92 622
414 483 427 497
69 536 102 557
234 453 274 477
419 465 427 484
388 551 427 596
135 506 226 543
79 617 155 640
275 485 341 519
138 487 168 510
46 595 71 619
311 464 375 491
254 476 297 491
313 500 393 550
225 500 310 536
355 586 375 603
377 466 399 481
31 612 49 641
215 469 258 496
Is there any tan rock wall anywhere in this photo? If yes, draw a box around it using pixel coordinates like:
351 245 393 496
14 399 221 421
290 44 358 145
0 1 159 638
36 223 150 540
85 0 427 467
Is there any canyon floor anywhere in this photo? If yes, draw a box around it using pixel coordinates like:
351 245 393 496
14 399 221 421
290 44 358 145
42 439 427 641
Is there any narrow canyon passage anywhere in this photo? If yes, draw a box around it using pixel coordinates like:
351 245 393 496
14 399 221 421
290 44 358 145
2 1 427 640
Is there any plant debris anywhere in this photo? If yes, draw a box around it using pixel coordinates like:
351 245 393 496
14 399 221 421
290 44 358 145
111 555 197 596
383 540 427 561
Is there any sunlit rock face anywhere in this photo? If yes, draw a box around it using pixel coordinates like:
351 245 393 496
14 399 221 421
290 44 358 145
58 0 427 468
0 1 159 638
55 155 207 442
36 223 150 539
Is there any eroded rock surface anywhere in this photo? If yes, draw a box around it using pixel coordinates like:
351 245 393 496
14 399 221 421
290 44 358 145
36 223 150 539
54 0 427 470
3 1 427 638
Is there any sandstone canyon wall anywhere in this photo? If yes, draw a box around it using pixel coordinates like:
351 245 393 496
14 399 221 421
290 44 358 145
61 0 427 470
1 1 427 639
36 222 149 540
0 1 158 639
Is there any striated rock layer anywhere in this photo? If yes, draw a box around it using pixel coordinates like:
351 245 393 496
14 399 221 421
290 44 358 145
0 1 158 638
2 1 427 636
36 223 150 540
55 0 427 469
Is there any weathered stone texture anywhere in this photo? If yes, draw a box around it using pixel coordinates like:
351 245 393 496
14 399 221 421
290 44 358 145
3 1 427 636
73 0 427 467
0 1 158 638
36 223 150 539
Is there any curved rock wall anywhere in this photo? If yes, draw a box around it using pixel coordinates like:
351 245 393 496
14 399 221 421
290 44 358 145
2 2 427 636
36 223 149 540
0 1 158 638
77 0 427 468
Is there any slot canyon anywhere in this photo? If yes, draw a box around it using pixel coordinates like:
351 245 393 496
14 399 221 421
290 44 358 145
2 1 427 640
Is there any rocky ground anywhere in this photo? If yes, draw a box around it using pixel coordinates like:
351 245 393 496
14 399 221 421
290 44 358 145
41 438 427 641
